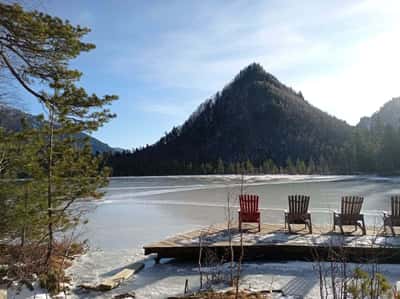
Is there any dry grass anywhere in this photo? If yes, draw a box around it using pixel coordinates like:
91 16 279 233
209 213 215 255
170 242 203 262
0 239 86 294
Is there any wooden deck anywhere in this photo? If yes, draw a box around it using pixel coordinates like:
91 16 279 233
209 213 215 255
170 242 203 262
144 223 400 263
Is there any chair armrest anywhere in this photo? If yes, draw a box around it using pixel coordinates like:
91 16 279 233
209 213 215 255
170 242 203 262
383 211 388 217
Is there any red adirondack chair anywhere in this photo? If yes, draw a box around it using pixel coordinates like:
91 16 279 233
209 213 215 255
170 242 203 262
238 194 260 232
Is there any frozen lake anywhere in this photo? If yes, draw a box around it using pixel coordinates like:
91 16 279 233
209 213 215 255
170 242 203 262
82 175 400 250
54 175 400 299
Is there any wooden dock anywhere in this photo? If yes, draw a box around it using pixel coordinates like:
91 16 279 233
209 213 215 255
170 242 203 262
144 223 400 263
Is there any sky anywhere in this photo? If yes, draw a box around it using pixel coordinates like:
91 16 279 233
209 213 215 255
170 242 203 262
13 0 400 149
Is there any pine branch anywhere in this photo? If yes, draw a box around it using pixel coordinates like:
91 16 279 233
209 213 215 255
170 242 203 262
0 51 47 103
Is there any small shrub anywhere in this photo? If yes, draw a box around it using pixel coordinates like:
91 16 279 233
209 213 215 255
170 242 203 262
39 270 59 294
348 267 391 299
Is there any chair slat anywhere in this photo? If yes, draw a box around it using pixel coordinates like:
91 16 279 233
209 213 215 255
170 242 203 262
391 195 400 217
239 194 260 214
341 196 363 215
288 195 310 215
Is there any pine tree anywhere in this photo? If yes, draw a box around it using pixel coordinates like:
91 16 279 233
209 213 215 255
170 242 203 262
217 158 225 174
235 162 242 174
0 3 95 105
262 159 270 174
286 157 295 174
295 158 307 174
227 162 235 174
0 3 117 278
307 157 316 174
245 159 254 174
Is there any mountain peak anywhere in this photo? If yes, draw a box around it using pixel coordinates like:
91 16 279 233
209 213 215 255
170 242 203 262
231 62 280 88
241 62 266 75
114 63 354 176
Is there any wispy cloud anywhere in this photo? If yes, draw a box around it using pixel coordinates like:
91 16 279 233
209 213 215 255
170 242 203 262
109 0 400 96
35 0 400 147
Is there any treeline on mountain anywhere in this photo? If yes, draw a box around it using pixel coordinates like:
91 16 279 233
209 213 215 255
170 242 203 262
106 64 400 176
0 105 116 153
106 124 400 176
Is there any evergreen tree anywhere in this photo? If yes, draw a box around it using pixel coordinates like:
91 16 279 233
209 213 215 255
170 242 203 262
271 162 279 174
0 2 117 279
380 125 400 172
217 158 225 174
235 162 242 174
245 159 254 174
227 162 235 174
295 158 307 174
307 157 316 174
318 155 329 174
200 163 207 174
286 157 295 174
0 3 95 106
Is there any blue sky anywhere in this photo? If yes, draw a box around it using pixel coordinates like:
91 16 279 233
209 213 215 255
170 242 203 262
15 0 400 149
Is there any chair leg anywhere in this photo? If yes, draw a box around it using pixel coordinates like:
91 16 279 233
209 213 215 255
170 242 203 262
258 220 261 232
309 219 313 234
288 223 292 234
239 219 242 232
333 215 336 232
361 219 366 235
340 224 344 235
284 214 287 230
391 225 395 236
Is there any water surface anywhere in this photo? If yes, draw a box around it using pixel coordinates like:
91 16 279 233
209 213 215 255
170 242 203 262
78 175 400 250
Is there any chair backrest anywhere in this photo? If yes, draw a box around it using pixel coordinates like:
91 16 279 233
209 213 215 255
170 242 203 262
391 195 400 216
239 194 259 214
341 196 364 215
288 195 310 215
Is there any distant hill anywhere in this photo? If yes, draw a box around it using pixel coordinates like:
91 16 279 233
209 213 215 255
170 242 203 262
358 97 400 130
0 104 117 153
109 63 355 175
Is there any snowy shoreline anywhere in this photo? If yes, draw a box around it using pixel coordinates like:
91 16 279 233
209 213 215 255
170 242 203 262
8 247 400 298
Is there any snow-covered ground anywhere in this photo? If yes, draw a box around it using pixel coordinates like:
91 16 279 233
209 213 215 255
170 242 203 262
66 249 400 299
9 248 400 299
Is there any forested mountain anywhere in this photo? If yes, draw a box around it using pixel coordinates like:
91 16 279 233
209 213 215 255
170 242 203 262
358 97 400 130
0 104 116 153
109 63 366 176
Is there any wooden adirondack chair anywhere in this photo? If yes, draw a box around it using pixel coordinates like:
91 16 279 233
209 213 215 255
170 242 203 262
333 196 366 235
284 195 312 234
383 195 400 235
238 194 260 232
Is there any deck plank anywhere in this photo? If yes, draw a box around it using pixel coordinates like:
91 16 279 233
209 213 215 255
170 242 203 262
144 223 400 262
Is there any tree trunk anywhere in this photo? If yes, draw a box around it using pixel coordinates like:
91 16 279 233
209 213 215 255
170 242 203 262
45 108 55 266
20 183 28 247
